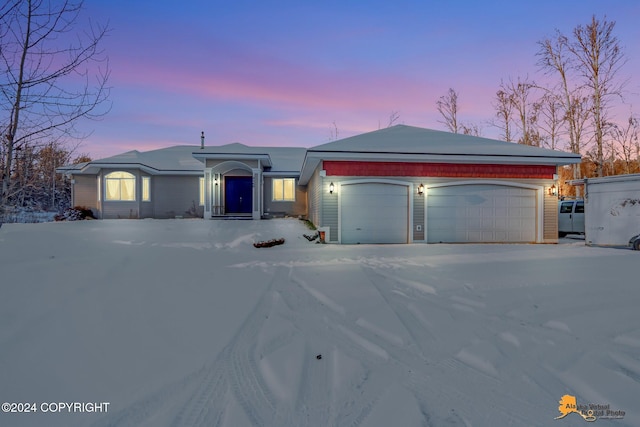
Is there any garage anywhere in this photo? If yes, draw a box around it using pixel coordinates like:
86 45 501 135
340 182 409 244
427 184 537 243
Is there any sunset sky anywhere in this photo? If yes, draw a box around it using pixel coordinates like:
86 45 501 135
79 0 640 159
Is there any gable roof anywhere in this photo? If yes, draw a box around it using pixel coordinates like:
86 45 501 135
57 145 205 175
58 125 581 182
193 143 307 173
299 125 581 184
58 143 307 176
310 125 579 158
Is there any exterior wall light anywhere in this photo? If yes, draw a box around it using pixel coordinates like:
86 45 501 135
329 182 334 194
548 184 557 196
417 183 424 195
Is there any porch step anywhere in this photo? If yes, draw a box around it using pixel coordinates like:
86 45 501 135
211 215 253 220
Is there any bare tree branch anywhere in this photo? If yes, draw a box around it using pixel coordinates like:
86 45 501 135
436 88 459 133
0 0 111 210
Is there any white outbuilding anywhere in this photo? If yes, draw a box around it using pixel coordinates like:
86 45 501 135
571 174 640 246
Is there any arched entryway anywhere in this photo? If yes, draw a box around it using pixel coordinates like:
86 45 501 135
208 160 257 218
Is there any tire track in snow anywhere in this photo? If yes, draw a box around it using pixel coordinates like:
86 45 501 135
361 266 434 360
360 266 545 426
284 270 389 427
170 364 228 427
214 268 290 426
170 267 288 427
89 365 212 427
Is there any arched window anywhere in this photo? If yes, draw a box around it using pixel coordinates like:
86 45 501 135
105 171 136 201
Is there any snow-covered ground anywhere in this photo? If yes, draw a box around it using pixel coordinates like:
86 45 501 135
0 219 638 427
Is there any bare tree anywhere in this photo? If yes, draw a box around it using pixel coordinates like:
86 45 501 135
377 111 401 129
538 31 588 184
492 84 514 142
497 76 542 146
537 91 565 150
460 122 482 136
610 114 639 174
567 16 626 176
387 110 400 127
436 88 459 133
329 121 339 140
0 0 110 211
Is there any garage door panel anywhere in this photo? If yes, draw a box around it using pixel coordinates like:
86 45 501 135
341 183 408 244
427 185 536 243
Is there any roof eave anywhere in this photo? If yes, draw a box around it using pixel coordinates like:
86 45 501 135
305 150 581 164
192 152 273 167
298 151 580 185
57 162 203 176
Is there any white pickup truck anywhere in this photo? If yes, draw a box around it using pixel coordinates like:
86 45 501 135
558 199 585 237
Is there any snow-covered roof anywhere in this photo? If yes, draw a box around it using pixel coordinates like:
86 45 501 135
309 125 580 158
194 143 307 173
569 173 640 186
58 125 581 181
56 146 204 175
299 125 581 184
57 143 307 176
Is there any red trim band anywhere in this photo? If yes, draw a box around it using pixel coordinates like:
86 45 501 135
323 161 555 179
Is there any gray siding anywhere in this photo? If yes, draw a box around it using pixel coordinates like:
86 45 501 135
263 176 307 217
95 170 204 219
307 166 322 227
153 175 202 218
103 201 140 219
413 190 425 241
140 173 154 218
322 180 339 242
72 175 99 217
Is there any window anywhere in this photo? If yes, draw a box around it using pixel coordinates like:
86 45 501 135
273 178 295 201
105 171 136 201
142 176 150 202
199 177 205 206
560 202 573 213
575 201 584 213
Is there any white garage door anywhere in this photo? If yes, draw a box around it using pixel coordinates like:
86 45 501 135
341 183 409 244
427 184 536 243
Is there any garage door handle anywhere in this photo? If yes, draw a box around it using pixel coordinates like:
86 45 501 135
356 228 362 230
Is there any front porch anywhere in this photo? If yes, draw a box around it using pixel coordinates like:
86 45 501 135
200 159 266 220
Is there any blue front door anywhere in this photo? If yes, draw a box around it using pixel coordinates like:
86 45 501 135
225 176 252 214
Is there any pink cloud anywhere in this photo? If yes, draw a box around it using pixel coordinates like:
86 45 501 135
110 43 441 116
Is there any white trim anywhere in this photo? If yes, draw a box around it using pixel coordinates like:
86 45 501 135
271 178 296 202
262 171 300 177
193 152 272 167
425 180 544 243
142 176 151 202
299 153 577 186
75 163 203 176
104 171 137 201
199 177 205 206
211 160 254 175
303 150 579 167
252 168 261 220
337 178 414 244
